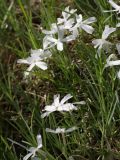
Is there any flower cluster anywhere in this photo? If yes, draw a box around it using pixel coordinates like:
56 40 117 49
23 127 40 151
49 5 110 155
17 6 96 77
22 94 85 160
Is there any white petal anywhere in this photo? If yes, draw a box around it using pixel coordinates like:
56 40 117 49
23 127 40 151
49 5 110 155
17 59 29 64
63 35 76 42
28 147 36 152
81 24 94 34
43 35 53 49
65 126 78 133
23 152 33 160
58 29 64 40
76 14 82 23
55 128 65 133
46 127 65 134
83 17 97 24
30 49 43 56
36 62 47 70
37 134 42 149
106 54 116 62
42 30 55 35
70 8 77 14
57 18 64 24
58 103 77 111
102 25 116 39
36 50 51 60
73 101 86 105
44 105 56 112
57 41 63 51
92 39 102 48
41 111 52 118
60 94 73 105
53 94 60 106
108 0 120 10
71 28 79 38
62 6 70 19
27 63 35 72
105 60 120 67
46 127 77 134
45 128 57 133
117 70 120 79
64 18 75 29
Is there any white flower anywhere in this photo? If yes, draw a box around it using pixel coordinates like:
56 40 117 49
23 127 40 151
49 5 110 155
105 54 120 68
104 0 120 14
70 14 96 37
92 25 116 50
57 6 76 30
23 134 42 160
41 94 86 118
17 48 51 75
42 22 73 36
30 48 51 59
57 6 77 25
46 126 77 134
43 29 75 51
43 7 76 35
58 18 75 30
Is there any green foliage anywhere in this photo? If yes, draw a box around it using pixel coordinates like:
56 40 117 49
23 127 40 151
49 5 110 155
0 0 120 160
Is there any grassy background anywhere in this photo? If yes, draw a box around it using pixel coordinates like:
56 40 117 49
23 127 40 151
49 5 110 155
0 0 120 159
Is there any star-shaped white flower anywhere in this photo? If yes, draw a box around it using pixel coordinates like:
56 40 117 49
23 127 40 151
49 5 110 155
46 126 77 134
57 6 76 30
17 48 51 76
23 134 42 160
70 14 96 37
41 94 86 118
43 29 75 51
58 18 75 30
92 25 116 50
57 6 77 25
104 0 120 14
